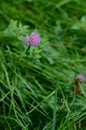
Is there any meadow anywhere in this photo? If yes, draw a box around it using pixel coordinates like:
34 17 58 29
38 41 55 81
0 0 86 130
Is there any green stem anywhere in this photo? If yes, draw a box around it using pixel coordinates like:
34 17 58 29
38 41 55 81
26 45 31 54
52 89 57 130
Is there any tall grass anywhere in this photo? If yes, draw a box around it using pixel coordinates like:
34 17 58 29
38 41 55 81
0 0 86 130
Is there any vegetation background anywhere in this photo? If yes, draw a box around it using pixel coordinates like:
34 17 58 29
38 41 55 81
0 0 86 130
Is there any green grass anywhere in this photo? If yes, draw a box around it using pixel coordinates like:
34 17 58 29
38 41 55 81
0 0 86 130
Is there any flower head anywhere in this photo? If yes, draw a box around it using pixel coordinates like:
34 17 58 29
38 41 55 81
30 32 40 46
25 32 40 46
76 74 85 83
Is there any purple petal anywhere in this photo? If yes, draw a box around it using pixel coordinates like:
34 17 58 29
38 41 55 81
25 36 30 45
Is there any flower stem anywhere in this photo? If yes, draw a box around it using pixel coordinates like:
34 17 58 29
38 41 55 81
26 45 31 54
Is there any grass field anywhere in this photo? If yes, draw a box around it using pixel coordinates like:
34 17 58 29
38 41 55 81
0 0 86 130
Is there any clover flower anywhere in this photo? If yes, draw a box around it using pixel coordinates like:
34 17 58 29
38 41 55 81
76 74 85 83
73 74 85 94
25 32 40 46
